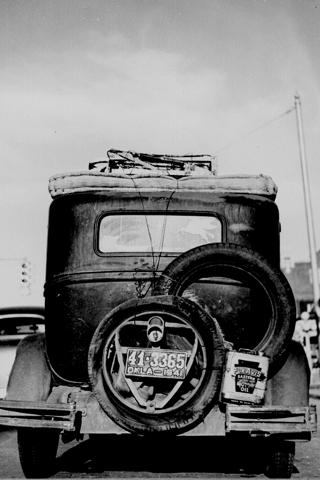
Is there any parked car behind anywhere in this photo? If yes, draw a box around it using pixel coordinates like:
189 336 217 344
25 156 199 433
0 306 45 398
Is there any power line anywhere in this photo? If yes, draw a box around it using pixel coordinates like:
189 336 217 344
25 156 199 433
214 106 295 155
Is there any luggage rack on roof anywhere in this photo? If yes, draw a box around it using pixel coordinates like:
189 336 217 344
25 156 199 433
89 149 218 176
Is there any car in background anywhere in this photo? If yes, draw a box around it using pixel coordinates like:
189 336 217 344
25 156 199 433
0 306 45 398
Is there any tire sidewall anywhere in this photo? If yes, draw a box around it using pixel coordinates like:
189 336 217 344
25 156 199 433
154 243 296 377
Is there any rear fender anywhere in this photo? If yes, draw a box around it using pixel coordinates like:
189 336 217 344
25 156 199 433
265 340 310 406
5 333 52 402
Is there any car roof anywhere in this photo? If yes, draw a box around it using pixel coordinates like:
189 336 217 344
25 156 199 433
49 171 277 200
49 150 278 200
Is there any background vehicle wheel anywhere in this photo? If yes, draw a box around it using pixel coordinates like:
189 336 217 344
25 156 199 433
153 243 296 377
265 441 295 478
18 427 60 478
88 295 226 434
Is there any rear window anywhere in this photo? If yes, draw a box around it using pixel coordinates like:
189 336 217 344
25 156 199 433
99 215 221 253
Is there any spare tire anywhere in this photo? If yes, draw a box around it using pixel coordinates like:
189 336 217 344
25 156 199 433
88 295 225 434
153 243 296 377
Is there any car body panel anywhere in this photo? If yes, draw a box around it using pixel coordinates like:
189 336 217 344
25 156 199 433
45 189 280 383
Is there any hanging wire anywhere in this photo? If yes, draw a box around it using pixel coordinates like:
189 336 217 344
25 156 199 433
213 106 295 155
130 177 177 297
154 189 176 274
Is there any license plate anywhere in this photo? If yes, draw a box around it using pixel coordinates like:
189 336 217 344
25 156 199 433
125 348 188 380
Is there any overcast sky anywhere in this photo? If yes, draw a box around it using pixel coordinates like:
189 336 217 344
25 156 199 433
0 0 319 304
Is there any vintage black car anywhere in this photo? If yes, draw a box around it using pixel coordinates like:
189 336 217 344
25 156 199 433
0 150 316 478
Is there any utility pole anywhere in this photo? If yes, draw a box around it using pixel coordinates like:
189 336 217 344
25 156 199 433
294 94 320 318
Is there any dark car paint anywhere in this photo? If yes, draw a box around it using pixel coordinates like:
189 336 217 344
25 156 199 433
44 191 280 384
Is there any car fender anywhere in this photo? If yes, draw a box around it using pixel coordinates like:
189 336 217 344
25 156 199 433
265 340 310 406
5 333 52 402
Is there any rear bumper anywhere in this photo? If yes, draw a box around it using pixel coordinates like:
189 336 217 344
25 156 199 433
0 398 316 440
0 400 77 430
225 404 317 439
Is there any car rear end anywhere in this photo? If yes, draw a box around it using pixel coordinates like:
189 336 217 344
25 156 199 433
0 151 316 478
